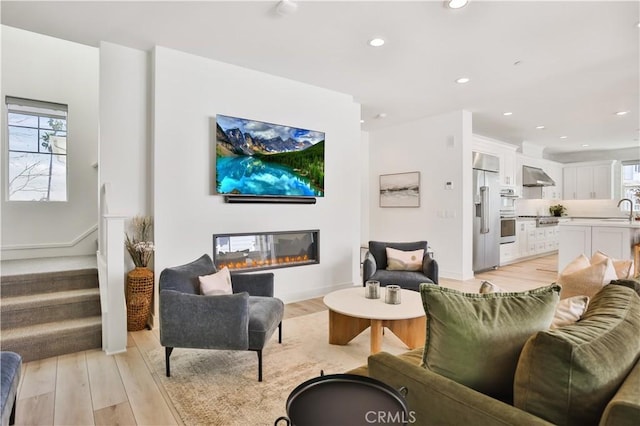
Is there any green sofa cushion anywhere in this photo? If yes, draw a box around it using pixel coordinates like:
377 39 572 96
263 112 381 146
514 284 640 426
419 283 560 402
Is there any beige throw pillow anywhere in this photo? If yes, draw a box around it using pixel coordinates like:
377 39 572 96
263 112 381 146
558 253 591 277
386 247 423 271
199 267 233 296
591 251 634 279
557 257 617 299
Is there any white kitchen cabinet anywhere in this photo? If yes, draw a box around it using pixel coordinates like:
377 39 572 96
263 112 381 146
575 166 593 199
502 149 517 187
563 161 614 200
591 226 632 260
517 220 533 258
558 222 639 272
541 162 563 200
563 167 577 200
473 135 518 188
515 220 558 259
500 242 518 264
558 225 592 272
592 164 614 200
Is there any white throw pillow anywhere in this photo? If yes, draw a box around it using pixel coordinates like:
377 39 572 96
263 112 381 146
591 251 634 280
199 267 233 296
386 247 424 271
550 295 590 329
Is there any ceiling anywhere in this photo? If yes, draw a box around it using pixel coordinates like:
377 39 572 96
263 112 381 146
2 0 639 155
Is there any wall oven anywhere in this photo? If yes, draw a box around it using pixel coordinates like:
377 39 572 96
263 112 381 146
499 188 517 244
500 215 516 244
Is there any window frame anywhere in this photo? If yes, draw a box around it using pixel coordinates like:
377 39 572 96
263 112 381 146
621 160 640 213
5 96 69 202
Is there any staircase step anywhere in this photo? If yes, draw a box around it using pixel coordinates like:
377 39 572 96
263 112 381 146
0 317 102 362
0 288 101 329
1 268 98 297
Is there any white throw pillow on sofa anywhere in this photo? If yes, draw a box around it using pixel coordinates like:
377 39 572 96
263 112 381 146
199 267 233 296
550 295 590 329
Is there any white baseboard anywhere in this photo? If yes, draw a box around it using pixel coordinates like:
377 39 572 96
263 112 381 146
278 281 357 304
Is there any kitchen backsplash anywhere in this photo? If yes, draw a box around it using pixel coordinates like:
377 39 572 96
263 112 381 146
516 199 552 216
516 199 626 218
560 200 627 218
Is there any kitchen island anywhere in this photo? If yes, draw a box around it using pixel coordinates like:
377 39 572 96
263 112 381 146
558 219 640 272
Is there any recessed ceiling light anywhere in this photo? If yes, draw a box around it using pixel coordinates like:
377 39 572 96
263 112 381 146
582 144 590 147
503 112 513 116
636 22 640 28
447 0 469 9
275 0 298 16
455 77 470 84
375 113 387 119
535 125 545 130
369 38 385 47
360 119 365 124
560 136 568 139
615 111 629 116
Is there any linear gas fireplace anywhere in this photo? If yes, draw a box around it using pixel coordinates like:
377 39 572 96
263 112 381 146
213 230 319 272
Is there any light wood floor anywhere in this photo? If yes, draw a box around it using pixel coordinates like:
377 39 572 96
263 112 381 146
12 254 558 425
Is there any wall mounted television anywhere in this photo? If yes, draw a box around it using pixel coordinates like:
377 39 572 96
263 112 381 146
215 114 325 198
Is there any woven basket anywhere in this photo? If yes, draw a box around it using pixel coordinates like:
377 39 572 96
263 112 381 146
126 267 154 331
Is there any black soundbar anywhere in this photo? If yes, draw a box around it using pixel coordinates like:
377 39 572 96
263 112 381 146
224 195 317 204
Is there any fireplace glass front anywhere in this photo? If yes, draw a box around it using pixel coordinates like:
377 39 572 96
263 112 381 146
213 230 319 272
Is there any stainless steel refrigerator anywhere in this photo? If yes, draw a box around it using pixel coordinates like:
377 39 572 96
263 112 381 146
472 152 500 272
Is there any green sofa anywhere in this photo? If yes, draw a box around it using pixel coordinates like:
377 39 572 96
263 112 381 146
351 283 640 426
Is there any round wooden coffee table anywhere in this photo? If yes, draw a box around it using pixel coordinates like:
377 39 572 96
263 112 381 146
323 287 426 354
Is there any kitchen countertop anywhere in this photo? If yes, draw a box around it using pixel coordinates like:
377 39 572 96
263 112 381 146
559 218 640 228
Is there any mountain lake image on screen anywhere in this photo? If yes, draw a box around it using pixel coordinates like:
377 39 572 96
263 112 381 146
215 114 325 197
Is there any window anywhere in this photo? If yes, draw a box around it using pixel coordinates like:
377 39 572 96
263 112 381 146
621 160 640 212
6 97 68 201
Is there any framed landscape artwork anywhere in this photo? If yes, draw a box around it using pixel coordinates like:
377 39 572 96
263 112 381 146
379 171 420 207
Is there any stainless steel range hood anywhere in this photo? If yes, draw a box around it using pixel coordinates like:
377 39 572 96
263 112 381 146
522 166 555 187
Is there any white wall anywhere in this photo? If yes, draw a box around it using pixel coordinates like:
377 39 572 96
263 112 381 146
368 110 474 280
152 46 361 302
360 131 370 247
1 26 99 260
99 42 152 220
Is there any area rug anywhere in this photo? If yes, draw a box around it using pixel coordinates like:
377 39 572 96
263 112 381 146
146 310 409 426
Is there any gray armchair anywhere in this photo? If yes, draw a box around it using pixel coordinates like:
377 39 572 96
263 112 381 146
362 241 438 291
159 254 284 382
